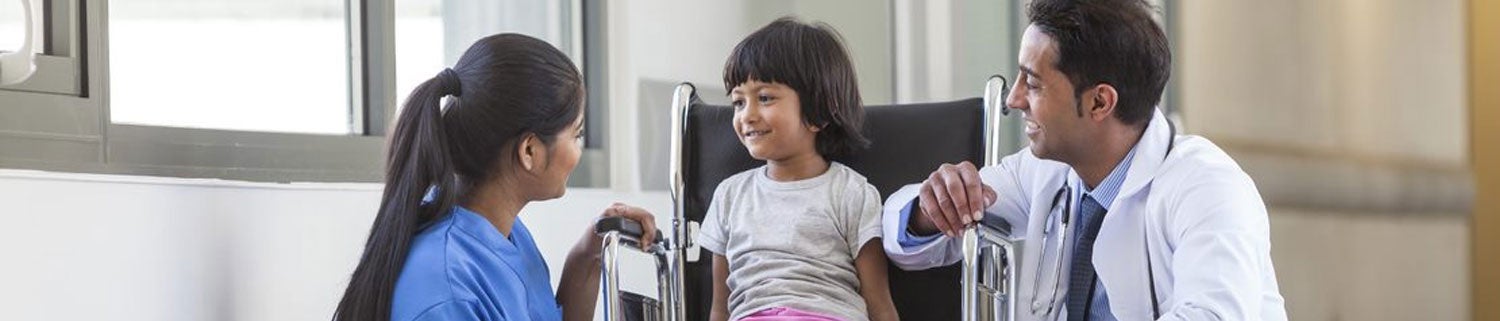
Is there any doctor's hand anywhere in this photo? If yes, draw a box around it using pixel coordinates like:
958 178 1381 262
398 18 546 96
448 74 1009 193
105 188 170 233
913 161 997 238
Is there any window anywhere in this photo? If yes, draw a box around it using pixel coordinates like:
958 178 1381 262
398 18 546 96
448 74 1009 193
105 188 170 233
0 0 601 184
394 0 577 114
0 0 82 96
0 1 25 51
107 0 354 135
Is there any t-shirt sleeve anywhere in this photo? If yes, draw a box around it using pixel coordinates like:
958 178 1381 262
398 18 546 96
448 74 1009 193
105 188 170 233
695 181 732 256
848 182 884 253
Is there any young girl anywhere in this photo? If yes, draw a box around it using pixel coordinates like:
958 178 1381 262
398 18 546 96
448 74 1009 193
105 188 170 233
696 17 898 321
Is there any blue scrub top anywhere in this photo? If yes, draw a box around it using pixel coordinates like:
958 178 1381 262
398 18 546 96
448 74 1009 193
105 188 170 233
391 206 563 321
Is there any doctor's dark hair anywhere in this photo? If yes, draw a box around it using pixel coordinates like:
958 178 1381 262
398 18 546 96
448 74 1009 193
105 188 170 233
333 33 584 321
723 16 869 160
1027 0 1171 125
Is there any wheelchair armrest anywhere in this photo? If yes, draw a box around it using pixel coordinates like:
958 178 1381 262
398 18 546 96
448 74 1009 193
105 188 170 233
979 213 1012 235
594 216 664 243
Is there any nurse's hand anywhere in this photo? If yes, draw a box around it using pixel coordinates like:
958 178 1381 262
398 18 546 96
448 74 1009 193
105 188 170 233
597 202 658 249
914 161 997 238
562 203 658 321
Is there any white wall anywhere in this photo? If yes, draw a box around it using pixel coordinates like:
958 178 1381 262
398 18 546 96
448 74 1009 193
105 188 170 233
0 169 671 320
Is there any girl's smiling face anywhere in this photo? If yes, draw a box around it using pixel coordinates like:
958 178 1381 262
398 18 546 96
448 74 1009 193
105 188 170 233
730 80 821 162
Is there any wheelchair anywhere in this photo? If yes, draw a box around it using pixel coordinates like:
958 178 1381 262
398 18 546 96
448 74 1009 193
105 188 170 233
594 76 1022 321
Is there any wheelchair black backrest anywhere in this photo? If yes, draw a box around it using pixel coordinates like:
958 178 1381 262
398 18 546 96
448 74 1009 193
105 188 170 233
682 94 983 321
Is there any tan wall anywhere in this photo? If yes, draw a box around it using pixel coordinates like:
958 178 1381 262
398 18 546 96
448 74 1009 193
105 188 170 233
1179 0 1466 164
1271 210 1469 320
1178 0 1472 320
1471 0 1500 319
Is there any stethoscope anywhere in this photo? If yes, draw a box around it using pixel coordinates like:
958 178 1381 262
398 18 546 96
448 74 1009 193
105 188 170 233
1028 182 1074 316
1026 117 1176 319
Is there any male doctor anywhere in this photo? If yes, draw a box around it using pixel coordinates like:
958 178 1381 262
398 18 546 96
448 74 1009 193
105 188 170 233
882 0 1287 320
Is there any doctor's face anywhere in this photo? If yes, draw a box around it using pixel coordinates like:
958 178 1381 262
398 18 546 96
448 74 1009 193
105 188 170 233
1007 25 1088 163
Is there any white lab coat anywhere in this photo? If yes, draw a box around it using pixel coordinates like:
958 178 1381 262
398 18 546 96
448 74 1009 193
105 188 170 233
882 109 1287 321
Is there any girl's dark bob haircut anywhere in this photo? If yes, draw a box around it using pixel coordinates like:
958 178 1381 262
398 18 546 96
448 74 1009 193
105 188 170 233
723 16 869 159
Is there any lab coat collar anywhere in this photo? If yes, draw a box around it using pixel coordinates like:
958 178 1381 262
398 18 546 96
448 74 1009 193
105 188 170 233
1088 109 1172 320
1113 108 1173 208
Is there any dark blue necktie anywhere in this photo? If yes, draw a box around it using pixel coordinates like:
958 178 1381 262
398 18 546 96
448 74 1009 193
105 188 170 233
1066 194 1107 321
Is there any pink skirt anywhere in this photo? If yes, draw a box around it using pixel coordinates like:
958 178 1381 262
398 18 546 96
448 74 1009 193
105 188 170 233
739 307 846 321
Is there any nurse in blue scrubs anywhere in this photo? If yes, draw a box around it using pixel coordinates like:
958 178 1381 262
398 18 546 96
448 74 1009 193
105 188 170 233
332 33 659 321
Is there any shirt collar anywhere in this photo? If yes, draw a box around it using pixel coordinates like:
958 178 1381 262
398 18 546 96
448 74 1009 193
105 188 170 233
1079 145 1139 210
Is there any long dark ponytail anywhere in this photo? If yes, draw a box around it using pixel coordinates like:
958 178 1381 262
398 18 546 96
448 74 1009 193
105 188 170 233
333 33 585 321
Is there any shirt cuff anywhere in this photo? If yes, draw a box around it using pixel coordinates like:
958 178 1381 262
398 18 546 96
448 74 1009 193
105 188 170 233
897 198 941 247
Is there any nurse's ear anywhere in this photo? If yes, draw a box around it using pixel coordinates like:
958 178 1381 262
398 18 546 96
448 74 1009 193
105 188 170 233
516 133 542 173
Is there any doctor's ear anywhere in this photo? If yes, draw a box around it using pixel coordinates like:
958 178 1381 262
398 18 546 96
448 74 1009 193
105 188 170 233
1086 84 1119 122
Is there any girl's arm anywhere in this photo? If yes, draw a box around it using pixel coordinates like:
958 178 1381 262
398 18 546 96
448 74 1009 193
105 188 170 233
711 254 732 321
855 240 900 321
557 203 658 321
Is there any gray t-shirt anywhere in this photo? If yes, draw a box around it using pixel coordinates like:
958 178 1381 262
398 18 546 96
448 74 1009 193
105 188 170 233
696 162 884 321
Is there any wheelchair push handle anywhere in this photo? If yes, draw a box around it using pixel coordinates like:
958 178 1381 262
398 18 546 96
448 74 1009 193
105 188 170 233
979 213 1012 236
594 216 665 244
